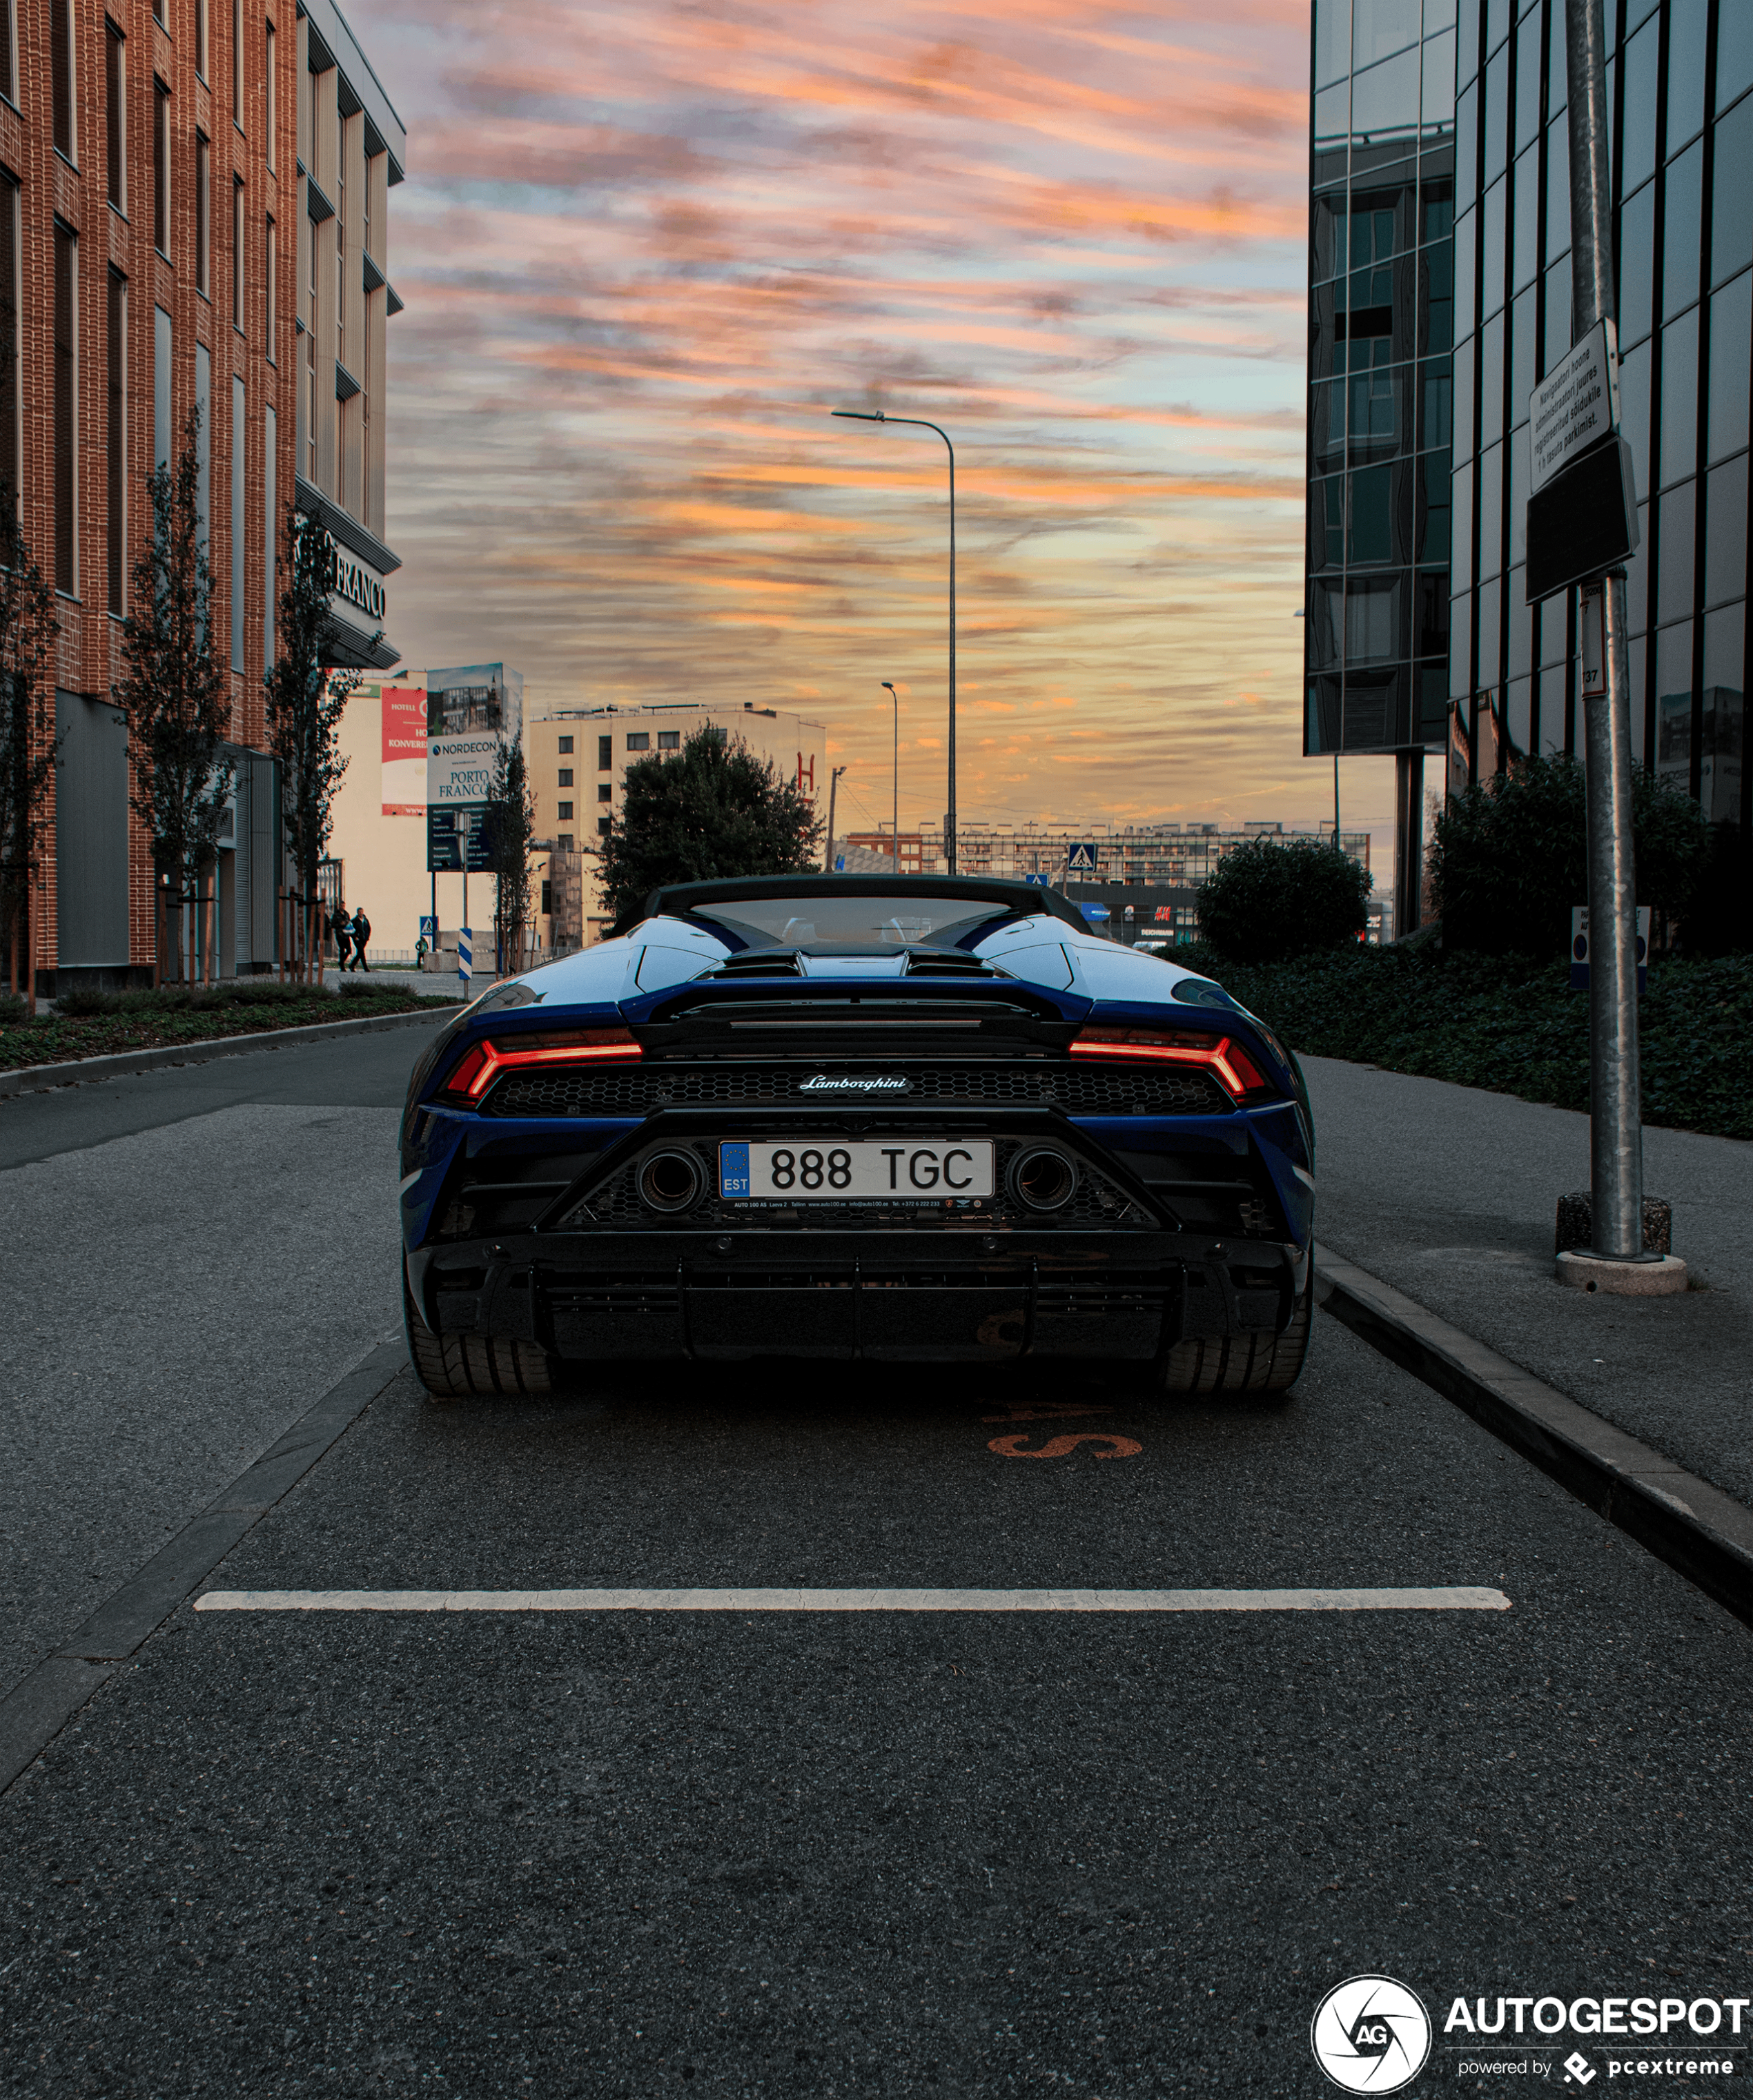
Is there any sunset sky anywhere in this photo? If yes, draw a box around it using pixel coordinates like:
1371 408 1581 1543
350 0 1397 847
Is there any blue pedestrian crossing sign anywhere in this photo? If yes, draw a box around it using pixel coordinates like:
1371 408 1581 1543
418 915 437 940
1066 841 1098 874
1021 872 1050 886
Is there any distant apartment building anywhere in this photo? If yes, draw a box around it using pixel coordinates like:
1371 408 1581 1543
6 0 404 990
1308 0 1753 927
839 821 1372 889
528 700 827 943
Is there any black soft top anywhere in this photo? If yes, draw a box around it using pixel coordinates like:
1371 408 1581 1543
643 872 1086 935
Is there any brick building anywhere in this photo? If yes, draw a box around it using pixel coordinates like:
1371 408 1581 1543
4 0 404 990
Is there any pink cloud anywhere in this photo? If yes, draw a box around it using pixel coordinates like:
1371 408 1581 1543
347 0 1330 834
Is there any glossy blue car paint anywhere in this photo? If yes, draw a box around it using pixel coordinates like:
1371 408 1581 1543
399 876 1314 1369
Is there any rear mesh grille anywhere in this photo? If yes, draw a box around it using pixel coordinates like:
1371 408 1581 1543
486 1063 1225 1119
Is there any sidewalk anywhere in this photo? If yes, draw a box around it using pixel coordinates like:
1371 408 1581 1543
1303 1053 1753 1509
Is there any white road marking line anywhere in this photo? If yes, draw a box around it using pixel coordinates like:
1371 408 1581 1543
194 1585 1511 1614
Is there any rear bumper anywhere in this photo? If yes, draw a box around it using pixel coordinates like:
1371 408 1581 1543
407 1230 1311 1364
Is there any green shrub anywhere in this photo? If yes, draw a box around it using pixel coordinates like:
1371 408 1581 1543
1683 821 1753 956
1195 837 1371 965
226 977 316 1005
55 988 121 1017
1185 939 1753 1140
1430 753 1710 960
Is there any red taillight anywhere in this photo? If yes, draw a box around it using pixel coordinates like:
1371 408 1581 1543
1070 1025 1273 1102
439 1028 641 1104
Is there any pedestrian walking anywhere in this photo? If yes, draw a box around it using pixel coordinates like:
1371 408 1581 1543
414 932 429 970
349 906 372 973
329 901 353 974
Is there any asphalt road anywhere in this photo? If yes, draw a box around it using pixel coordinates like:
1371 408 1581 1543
8 1320 1753 2092
5 1040 1753 2097
0 1026 449 1695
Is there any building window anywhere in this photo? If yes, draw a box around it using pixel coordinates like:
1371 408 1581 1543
556 802 574 821
627 732 649 751
540 881 552 918
557 768 574 787
54 223 76 595
196 0 208 77
107 268 126 614
558 833 574 851
153 304 171 470
305 209 317 482
262 402 275 666
557 736 574 754
0 174 16 499
597 818 611 838
195 134 210 295
657 729 680 749
233 0 244 128
264 22 275 166
596 783 611 802
335 149 346 373
233 179 245 332
105 23 125 210
0 0 13 106
264 216 276 355
231 374 246 670
153 83 170 255
52 1 74 159
597 735 611 769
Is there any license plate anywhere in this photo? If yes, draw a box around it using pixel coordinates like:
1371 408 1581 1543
718 1139 995 1203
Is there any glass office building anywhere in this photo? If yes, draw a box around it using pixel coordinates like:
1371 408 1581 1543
1307 0 1753 915
1307 0 1458 765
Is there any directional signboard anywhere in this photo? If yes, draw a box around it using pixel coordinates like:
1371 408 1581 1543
1066 841 1098 874
1525 318 1639 603
427 806 493 874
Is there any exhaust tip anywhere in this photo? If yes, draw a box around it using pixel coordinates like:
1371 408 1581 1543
637 1148 707 1215
1009 1146 1078 1213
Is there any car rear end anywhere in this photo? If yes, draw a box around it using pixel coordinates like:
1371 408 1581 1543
399 954 1314 1384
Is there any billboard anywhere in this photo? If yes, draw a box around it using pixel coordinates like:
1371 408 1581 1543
424 665 525 873
381 686 428 816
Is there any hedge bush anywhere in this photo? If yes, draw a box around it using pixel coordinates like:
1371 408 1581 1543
1429 753 1712 960
1195 836 1372 965
1186 939 1753 1141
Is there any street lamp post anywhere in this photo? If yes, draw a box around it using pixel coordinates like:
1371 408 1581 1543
880 681 899 872
832 409 957 874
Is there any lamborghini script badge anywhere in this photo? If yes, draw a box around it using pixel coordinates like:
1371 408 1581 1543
799 1074 913 1093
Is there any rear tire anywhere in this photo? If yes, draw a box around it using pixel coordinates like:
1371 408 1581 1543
1156 1267 1313 1396
403 1275 555 1402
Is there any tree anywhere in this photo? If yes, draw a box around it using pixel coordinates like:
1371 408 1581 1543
483 732 536 974
1195 836 1372 965
600 723 822 929
1430 753 1709 959
0 493 61 1010
114 405 234 983
263 506 373 980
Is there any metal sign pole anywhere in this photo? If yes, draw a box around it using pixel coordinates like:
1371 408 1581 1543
1565 0 1645 1263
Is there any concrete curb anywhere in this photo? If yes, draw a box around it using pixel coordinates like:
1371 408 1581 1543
0 1002 462 1101
1315 1242 1753 1632
0 1338 409 1798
